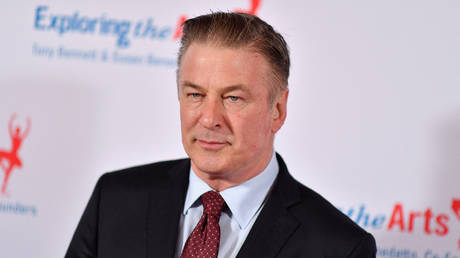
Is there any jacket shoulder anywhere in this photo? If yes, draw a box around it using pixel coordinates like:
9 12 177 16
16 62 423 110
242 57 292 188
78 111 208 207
290 179 376 256
296 181 364 233
97 158 189 191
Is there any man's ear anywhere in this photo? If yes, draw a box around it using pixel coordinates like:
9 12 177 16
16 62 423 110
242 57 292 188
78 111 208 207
271 88 289 133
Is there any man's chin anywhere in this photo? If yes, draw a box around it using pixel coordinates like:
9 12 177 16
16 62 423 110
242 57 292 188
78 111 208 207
190 156 229 175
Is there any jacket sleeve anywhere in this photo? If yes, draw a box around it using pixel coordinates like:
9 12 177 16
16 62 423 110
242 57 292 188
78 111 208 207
65 175 105 258
347 232 377 258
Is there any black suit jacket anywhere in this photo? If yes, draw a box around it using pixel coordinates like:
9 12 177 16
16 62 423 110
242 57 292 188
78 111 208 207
66 154 376 257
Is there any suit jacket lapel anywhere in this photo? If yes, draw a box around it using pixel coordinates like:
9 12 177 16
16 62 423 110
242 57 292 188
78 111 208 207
237 154 301 258
146 159 190 258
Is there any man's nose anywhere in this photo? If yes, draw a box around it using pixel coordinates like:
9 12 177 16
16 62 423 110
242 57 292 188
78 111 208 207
199 97 223 130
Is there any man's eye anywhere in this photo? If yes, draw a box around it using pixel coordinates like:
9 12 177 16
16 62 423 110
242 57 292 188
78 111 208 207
228 96 240 102
189 93 202 98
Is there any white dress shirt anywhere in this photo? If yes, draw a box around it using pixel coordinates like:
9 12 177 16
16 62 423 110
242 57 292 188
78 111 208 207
175 152 279 258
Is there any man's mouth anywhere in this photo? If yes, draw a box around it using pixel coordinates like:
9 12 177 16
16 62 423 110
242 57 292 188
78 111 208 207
197 139 227 150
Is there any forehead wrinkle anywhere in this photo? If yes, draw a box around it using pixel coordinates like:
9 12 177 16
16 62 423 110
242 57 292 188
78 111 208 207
179 44 271 101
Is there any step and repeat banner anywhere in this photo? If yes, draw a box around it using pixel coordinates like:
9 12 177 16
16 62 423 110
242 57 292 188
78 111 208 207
1 0 459 257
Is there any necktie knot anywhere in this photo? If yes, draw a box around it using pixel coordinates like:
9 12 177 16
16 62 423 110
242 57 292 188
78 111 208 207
180 191 225 258
201 191 225 217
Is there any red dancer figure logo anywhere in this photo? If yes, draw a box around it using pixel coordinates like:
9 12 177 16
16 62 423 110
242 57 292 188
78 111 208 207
0 114 30 196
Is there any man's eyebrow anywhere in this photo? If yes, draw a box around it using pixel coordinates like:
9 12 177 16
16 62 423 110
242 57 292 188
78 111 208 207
180 81 250 94
181 81 204 90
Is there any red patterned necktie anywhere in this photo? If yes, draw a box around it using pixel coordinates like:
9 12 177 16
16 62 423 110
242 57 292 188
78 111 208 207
180 191 225 258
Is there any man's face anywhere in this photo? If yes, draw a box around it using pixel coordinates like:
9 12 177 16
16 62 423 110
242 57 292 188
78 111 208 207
178 43 287 186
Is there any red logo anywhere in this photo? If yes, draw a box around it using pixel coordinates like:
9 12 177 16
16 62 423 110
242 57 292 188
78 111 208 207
0 114 30 196
234 0 262 15
383 199 460 249
452 198 460 249
452 199 460 221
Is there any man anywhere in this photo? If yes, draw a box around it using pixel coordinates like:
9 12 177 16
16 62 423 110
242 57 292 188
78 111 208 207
66 12 376 258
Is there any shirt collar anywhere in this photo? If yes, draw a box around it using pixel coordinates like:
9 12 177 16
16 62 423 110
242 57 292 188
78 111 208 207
183 152 279 230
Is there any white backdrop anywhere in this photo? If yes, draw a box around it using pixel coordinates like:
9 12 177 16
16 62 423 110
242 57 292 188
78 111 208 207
1 0 459 257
